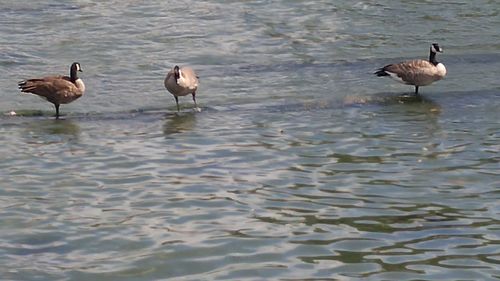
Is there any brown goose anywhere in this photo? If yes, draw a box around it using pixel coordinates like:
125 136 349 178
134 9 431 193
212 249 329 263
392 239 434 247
164 65 199 112
375 43 447 95
18 62 85 118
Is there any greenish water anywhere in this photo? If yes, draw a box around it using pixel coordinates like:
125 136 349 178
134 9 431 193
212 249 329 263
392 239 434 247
1 1 499 280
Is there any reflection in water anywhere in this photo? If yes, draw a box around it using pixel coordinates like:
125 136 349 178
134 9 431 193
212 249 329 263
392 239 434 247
34 119 80 135
343 92 442 113
163 112 198 136
23 118 81 144
2 91 498 280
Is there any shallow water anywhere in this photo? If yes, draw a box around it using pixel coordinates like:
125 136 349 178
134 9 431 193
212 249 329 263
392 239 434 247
1 1 499 280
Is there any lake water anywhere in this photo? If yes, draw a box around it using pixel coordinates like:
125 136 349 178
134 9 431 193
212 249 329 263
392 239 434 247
1 1 499 280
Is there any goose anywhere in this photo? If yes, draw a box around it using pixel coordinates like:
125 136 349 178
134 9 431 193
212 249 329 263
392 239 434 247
164 65 199 112
18 62 85 119
375 43 446 95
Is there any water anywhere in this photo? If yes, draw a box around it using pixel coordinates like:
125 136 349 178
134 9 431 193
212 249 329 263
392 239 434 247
1 1 499 280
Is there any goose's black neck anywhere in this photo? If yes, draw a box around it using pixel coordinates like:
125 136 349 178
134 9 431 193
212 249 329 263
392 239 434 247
69 64 79 82
429 49 439 66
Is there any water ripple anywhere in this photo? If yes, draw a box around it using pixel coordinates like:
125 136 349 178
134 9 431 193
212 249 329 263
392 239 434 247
1 0 500 280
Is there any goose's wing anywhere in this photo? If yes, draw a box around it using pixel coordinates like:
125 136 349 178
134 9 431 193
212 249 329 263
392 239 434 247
19 76 80 103
383 60 436 84
179 67 199 90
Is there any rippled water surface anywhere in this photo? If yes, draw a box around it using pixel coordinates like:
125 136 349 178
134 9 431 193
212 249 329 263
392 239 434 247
1 1 499 280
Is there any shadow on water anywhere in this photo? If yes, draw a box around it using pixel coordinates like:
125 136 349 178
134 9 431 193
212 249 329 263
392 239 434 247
3 87 496 124
0 111 81 137
261 91 442 116
0 94 444 123
4 109 48 118
2 106 207 129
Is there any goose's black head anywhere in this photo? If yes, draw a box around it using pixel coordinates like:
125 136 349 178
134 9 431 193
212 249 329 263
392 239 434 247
173 65 180 84
431 43 443 53
70 62 82 81
71 62 82 72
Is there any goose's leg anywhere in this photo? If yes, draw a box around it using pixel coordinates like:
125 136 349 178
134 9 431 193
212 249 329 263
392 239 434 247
174 96 180 112
192 92 197 109
55 104 60 119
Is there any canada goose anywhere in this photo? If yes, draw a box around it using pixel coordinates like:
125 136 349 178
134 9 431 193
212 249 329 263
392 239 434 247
18 62 85 119
164 65 199 112
375 43 446 95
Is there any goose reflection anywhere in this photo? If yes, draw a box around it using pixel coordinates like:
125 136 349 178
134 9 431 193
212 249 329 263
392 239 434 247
343 92 442 151
343 92 442 115
163 112 197 136
22 118 81 145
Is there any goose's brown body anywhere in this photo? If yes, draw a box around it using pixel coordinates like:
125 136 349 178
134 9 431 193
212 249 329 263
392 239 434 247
18 62 85 118
164 65 199 111
375 43 446 94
